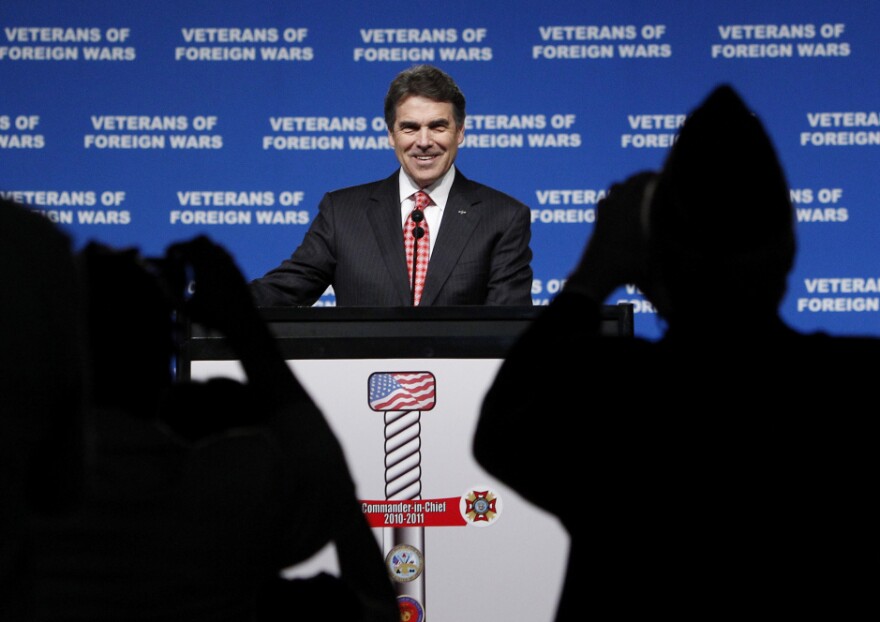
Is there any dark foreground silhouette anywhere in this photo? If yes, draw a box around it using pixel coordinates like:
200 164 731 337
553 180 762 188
475 85 877 619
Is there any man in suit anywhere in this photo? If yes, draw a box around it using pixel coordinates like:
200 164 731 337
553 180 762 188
249 64 533 307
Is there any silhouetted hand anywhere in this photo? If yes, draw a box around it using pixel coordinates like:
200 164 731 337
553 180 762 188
565 170 657 302
164 235 256 339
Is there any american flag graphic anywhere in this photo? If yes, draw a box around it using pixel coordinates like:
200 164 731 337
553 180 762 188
368 372 436 411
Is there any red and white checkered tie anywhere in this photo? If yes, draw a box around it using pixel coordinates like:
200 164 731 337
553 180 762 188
405 190 430 306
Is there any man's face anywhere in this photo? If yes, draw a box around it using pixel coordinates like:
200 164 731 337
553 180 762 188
388 95 465 188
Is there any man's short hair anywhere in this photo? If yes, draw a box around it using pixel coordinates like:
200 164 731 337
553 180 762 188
384 64 466 130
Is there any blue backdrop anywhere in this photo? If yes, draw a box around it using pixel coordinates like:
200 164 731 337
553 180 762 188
2 0 878 340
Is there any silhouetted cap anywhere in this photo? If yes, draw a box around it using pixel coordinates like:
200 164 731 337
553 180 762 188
648 84 795 266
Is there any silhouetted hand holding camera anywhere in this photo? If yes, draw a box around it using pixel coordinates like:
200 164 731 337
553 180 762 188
564 170 658 304
33 234 398 622
163 235 257 341
159 235 399 622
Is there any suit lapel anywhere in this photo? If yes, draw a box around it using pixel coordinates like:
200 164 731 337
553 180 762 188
366 172 413 306
419 173 481 306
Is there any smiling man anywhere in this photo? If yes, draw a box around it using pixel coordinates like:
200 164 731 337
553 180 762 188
250 64 534 307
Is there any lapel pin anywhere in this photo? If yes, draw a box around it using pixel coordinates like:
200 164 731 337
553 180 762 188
458 210 467 215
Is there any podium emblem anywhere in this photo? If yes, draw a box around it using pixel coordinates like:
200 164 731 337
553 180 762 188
386 543 424 582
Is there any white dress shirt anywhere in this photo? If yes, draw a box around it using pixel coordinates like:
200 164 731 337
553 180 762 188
397 166 455 257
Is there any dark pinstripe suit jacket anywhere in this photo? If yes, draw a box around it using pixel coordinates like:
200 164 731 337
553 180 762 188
249 170 534 307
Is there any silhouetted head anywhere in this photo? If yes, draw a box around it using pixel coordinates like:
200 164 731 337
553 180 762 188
1 198 86 513
80 242 176 418
645 84 796 324
1 199 84 416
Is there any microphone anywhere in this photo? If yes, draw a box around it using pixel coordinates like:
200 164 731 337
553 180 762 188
411 208 424 229
410 208 425 304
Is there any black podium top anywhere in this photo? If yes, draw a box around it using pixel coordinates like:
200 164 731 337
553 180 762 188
179 304 633 368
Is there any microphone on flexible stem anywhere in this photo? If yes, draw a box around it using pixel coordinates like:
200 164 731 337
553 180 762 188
411 209 425 305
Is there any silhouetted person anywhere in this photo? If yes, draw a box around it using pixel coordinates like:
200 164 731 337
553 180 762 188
0 198 86 620
31 236 398 621
474 85 876 619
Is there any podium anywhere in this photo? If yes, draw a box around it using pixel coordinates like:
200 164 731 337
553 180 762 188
178 304 633 365
180 305 633 622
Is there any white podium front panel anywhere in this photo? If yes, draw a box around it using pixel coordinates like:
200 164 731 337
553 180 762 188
191 357 567 622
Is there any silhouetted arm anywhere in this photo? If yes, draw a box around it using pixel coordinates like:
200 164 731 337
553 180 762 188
475 172 657 512
166 235 398 622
